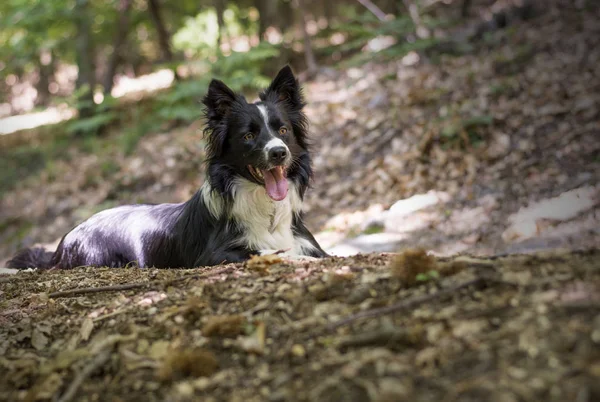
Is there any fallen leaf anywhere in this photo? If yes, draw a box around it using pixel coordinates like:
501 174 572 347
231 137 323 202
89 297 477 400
149 340 171 360
80 318 94 341
31 328 49 351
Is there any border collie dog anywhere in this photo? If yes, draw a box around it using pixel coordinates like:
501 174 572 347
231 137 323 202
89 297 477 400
8 66 328 270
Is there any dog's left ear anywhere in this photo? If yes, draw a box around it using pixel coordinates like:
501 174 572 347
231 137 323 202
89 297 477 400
260 65 305 110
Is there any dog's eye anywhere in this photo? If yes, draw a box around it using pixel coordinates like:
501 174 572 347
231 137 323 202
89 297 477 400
278 127 288 136
243 133 255 142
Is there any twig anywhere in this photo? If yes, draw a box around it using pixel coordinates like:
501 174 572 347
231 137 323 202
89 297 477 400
57 349 112 402
93 307 132 323
163 265 236 286
49 282 147 298
337 327 415 350
48 265 237 298
357 0 387 21
328 278 486 331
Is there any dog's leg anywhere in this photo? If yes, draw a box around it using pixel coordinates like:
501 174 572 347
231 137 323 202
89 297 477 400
291 220 330 258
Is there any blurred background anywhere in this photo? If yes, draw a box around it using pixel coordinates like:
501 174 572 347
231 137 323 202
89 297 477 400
0 0 598 263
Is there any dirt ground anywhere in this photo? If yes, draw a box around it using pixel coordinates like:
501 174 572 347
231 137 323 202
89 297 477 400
1 250 599 401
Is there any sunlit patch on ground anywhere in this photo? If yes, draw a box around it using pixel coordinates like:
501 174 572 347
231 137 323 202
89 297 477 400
110 69 175 99
0 68 176 135
0 106 76 135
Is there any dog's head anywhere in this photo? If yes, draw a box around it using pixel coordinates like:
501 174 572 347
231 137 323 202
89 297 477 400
203 66 310 201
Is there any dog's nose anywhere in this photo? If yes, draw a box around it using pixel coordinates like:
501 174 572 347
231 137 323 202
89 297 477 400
268 146 288 164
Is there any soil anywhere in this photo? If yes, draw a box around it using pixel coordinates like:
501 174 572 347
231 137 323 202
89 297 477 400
1 250 599 401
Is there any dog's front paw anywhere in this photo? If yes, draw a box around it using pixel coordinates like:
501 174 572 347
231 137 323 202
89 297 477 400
258 249 318 262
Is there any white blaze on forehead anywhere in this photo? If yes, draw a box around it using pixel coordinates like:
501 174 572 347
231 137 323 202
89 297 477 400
257 103 290 159
257 104 270 127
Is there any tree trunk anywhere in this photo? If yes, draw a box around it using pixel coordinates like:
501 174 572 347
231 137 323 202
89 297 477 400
124 38 144 77
256 0 267 41
323 1 334 25
281 0 294 32
214 0 226 50
256 0 279 41
35 49 54 106
147 0 173 62
103 0 133 96
461 0 472 17
74 0 96 120
295 0 318 77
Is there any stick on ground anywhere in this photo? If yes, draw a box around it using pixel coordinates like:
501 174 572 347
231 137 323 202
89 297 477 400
48 282 147 298
48 265 237 298
328 278 486 331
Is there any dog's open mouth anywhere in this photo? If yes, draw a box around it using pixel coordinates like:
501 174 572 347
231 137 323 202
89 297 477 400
248 165 288 201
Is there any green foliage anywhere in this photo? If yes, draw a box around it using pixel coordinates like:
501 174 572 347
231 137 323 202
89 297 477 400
317 9 443 67
172 4 259 60
100 159 120 177
155 79 209 123
362 224 385 235
415 270 440 282
0 146 44 193
437 113 494 149
173 10 220 58
120 107 159 155
212 42 280 92
67 112 118 136
66 92 120 136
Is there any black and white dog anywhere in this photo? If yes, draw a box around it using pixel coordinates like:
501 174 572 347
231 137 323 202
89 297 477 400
8 66 328 269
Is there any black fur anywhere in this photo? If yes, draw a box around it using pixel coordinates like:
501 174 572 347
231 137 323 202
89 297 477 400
7 66 327 270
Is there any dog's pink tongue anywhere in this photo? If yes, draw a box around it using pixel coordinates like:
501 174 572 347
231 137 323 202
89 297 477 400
262 166 288 201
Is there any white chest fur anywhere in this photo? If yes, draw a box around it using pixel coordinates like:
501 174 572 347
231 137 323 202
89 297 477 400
201 179 316 255
231 178 305 253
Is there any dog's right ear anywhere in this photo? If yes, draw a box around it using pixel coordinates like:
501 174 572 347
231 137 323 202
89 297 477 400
203 79 237 158
203 79 237 120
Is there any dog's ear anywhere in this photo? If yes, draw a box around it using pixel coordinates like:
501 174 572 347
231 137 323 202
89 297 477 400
203 79 237 119
203 79 237 158
260 65 305 110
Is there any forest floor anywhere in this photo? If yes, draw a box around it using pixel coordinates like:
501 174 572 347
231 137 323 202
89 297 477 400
1 0 599 400
1 250 599 401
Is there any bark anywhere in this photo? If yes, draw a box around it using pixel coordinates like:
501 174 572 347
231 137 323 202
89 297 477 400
103 0 133 96
280 0 294 34
147 0 173 62
462 0 472 17
256 0 267 41
35 49 54 106
295 0 318 77
323 1 335 24
256 0 279 41
214 0 226 49
74 0 96 120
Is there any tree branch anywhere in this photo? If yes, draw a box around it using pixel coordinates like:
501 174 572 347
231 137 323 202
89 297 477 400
48 265 236 298
357 0 387 21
